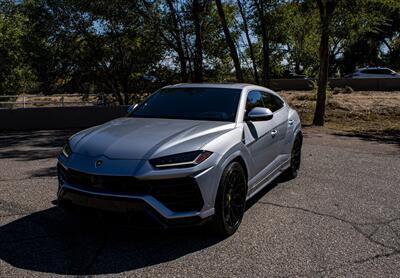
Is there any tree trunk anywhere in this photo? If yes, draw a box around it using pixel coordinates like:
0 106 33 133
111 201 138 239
215 0 243 82
183 29 194 81
177 50 188 82
166 0 188 82
295 61 300 74
237 0 259 84
193 0 204 82
313 0 336 126
262 36 270 87
254 0 270 87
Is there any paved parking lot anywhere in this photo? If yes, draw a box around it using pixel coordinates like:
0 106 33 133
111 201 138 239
0 128 399 277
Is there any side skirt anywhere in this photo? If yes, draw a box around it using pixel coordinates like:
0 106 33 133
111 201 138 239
246 158 290 201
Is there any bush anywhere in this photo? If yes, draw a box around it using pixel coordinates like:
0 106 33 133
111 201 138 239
333 86 353 95
295 94 316 101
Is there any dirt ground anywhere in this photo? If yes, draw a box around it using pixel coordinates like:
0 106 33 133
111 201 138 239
280 90 400 143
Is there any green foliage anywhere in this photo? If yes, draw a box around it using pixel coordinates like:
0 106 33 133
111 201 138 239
278 2 320 76
0 11 36 95
0 0 399 99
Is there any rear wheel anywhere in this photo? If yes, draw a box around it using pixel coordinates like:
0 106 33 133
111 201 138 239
212 162 247 236
282 134 302 180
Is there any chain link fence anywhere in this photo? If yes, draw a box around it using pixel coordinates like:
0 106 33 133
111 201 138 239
0 94 112 109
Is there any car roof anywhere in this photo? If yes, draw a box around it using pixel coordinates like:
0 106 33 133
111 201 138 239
159 83 284 102
164 83 258 90
357 67 393 71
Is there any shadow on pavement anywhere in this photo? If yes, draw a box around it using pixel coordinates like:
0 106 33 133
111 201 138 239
333 129 400 147
0 206 223 275
0 149 60 161
0 129 77 161
0 129 76 149
245 179 282 212
28 166 57 178
0 177 285 275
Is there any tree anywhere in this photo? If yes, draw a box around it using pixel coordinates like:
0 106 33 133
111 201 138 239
254 0 276 87
237 0 259 84
313 0 336 126
311 0 398 125
215 0 243 82
278 2 319 76
2 0 400 102
0 9 36 95
46 0 164 103
165 0 189 82
192 0 205 82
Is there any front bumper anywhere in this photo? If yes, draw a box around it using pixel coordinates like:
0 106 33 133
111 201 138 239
58 187 211 228
57 163 215 226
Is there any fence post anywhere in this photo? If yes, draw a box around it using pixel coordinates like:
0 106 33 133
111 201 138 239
23 96 26 108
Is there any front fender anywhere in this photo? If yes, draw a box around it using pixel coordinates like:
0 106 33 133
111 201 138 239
207 141 252 208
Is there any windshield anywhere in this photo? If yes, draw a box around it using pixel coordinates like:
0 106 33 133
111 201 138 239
130 87 242 122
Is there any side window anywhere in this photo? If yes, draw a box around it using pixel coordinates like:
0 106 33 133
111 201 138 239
362 69 392 75
361 69 373 74
246 91 264 112
379 69 392 75
262 92 284 112
370 69 382 74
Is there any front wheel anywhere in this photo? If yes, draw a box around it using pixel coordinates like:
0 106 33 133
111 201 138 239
212 161 247 236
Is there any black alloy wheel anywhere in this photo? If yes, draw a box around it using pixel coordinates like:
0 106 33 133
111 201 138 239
282 134 302 180
213 161 247 236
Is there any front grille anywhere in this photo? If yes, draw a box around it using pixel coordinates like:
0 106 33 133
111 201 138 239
57 163 204 212
59 165 150 195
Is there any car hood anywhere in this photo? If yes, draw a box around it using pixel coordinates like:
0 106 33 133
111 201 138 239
70 117 235 159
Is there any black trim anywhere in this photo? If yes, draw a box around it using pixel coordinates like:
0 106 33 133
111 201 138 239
58 187 211 228
58 163 204 213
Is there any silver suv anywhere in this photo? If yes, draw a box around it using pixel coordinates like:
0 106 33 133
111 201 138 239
57 83 302 236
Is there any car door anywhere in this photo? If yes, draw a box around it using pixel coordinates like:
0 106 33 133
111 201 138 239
243 91 277 175
261 91 289 162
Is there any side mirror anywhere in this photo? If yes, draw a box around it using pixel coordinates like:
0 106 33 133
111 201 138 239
246 107 273 121
127 104 138 114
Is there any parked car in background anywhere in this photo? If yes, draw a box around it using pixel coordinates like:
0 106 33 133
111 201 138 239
57 83 302 236
281 70 309 79
346 67 400 78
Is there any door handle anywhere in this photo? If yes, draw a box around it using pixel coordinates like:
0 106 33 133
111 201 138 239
271 129 278 137
288 119 294 126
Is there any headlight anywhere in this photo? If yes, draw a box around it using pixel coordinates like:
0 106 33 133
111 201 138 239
149 150 213 169
61 142 72 158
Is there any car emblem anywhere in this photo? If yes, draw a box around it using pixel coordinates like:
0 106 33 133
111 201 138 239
95 160 103 167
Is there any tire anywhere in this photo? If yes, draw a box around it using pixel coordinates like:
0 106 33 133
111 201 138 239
282 134 302 180
212 161 247 237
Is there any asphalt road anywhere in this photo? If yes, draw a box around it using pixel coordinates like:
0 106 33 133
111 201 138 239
0 127 399 277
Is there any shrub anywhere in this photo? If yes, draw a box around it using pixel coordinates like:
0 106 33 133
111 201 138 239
333 86 354 95
295 94 316 101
